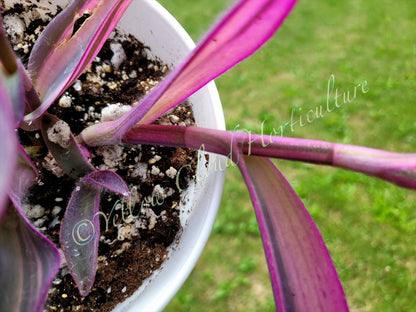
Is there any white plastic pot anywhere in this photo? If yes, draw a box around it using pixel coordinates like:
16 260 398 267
3 0 225 310
113 0 226 311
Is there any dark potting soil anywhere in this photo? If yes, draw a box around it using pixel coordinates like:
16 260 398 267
2 2 199 311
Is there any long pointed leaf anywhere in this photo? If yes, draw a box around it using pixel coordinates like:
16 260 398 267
79 0 298 146
85 170 130 195
60 170 129 296
8 145 39 207
1 67 25 126
239 155 348 311
0 78 17 219
0 15 31 126
0 204 61 312
1 141 59 312
60 180 100 297
0 62 25 127
139 0 298 124
25 0 133 122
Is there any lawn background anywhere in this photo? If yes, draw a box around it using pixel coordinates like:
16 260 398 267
156 1 416 311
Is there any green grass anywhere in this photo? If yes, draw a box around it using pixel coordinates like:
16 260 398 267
157 1 416 311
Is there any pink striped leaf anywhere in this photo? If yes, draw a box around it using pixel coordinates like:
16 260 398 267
0 77 17 219
84 170 130 195
25 0 133 122
79 0 298 146
2 67 25 127
8 146 39 207
1 146 59 312
0 62 25 127
2 14 47 129
60 180 100 297
239 155 348 311
137 0 298 124
0 205 61 312
60 170 129 296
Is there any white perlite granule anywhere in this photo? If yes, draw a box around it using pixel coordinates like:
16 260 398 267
110 42 127 70
42 152 66 177
130 162 148 181
3 15 25 45
100 103 132 122
152 184 165 199
146 208 157 230
25 204 45 219
130 162 147 182
117 223 138 241
151 166 160 176
47 120 71 148
165 166 177 179
73 80 82 92
96 145 124 168
58 94 72 108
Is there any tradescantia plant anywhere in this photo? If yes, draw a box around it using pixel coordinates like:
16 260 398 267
1 0 416 311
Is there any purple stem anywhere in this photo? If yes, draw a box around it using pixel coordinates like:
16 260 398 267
121 124 416 190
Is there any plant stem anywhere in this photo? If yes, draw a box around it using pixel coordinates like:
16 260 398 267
122 124 416 190
123 124 333 162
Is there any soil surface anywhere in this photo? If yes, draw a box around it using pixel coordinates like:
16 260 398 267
2 2 198 311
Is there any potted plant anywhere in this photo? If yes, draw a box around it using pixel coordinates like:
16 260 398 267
1 0 416 311
1 0 225 310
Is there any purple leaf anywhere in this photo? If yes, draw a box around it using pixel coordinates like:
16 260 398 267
25 0 133 122
0 16 28 126
79 0 298 146
8 145 39 207
60 180 101 297
41 114 95 179
0 78 17 219
60 170 129 296
0 204 61 312
139 0 298 122
85 170 130 195
19 61 44 131
2 66 25 127
0 65 26 127
239 155 348 311
1 141 59 312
